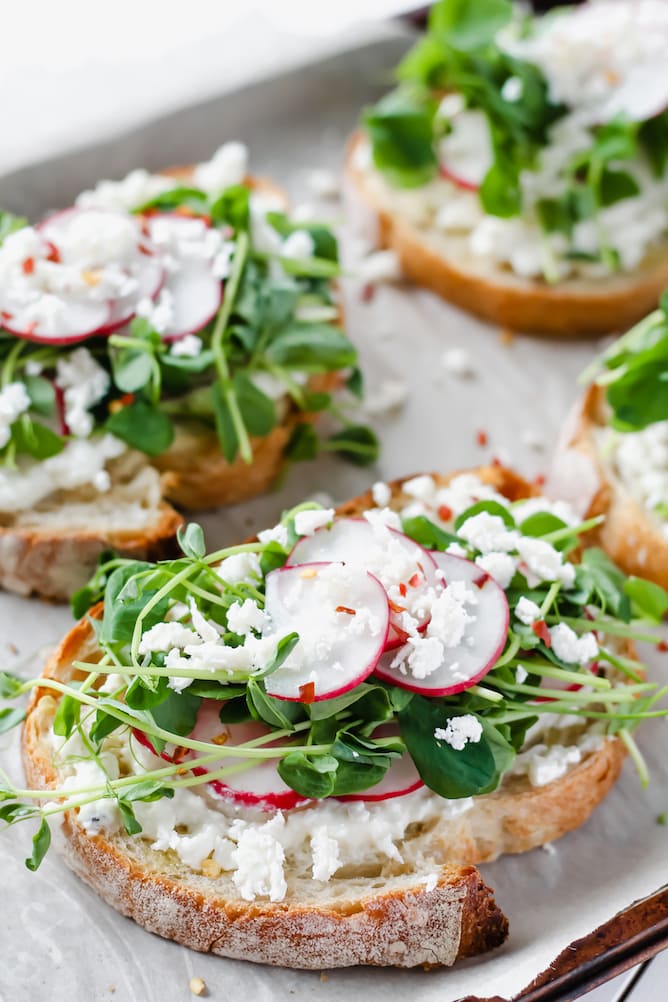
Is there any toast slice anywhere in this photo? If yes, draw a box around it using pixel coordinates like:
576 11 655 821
0 167 343 597
550 385 668 590
345 133 668 337
20 467 629 968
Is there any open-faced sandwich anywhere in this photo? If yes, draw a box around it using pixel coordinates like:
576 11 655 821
551 299 668 591
347 0 668 335
3 466 666 969
0 143 375 600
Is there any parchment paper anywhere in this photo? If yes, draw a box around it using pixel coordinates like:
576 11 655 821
0 31 667 1002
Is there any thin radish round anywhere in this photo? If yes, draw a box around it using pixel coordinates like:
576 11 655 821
263 561 390 702
145 214 223 341
287 518 439 650
336 724 423 803
437 109 494 191
374 551 509 696
95 255 165 336
0 296 111 345
133 704 309 810
158 260 222 341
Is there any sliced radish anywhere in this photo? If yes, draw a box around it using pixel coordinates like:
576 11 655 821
336 724 422 803
287 518 439 650
438 109 494 191
0 296 111 345
95 255 165 336
374 551 509 696
133 704 309 810
158 260 222 342
263 561 389 702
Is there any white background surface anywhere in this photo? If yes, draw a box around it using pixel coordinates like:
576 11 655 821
0 8 666 1001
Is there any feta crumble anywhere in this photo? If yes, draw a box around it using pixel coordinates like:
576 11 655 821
170 334 203 358
434 715 483 751
55 347 110 438
294 507 335 537
441 347 476 378
549 623 598 665
0 382 31 448
515 596 541 626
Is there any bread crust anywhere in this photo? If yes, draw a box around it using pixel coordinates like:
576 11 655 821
346 132 668 337
21 467 631 967
0 502 182 602
551 386 668 590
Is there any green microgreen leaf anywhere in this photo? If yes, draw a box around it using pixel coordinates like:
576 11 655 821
25 818 51 871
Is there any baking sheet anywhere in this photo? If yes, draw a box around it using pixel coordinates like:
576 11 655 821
1 30 668 1002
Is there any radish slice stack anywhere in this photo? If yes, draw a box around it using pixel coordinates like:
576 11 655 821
0 206 224 345
263 561 390 702
287 519 440 649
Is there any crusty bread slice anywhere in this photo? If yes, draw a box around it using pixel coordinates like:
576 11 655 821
21 467 628 968
345 132 668 337
550 386 668 590
0 167 342 596
0 450 182 602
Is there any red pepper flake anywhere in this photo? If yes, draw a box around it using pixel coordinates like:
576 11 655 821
408 572 421 588
658 640 668 653
45 241 61 263
0 310 13 321
138 243 154 256
360 282 376 303
476 429 488 447
393 626 410 646
335 605 356 616
473 572 488 587
299 681 316 704
491 456 502 468
398 582 407 597
173 745 189 764
438 504 453 522
22 257 35 275
532 620 551 647
534 473 546 488
388 600 406 614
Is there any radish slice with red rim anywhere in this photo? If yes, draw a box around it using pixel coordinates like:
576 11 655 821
158 260 222 342
437 110 493 191
0 297 111 345
286 518 439 650
336 724 423 803
133 704 309 810
263 561 390 702
374 551 509 696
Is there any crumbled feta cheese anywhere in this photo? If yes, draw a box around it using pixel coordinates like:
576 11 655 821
24 360 43 376
362 378 408 416
232 823 287 902
371 481 391 507
434 714 483 751
610 421 668 520
445 542 468 558
475 552 516 589
516 537 576 588
170 334 203 358
294 507 335 537
76 168 175 211
93 469 111 492
139 622 200 655
311 826 341 882
136 288 175 334
356 250 402 284
226 599 267 637
441 347 476 378
193 141 249 193
515 664 529 684
549 623 598 665
519 744 582 787
257 523 289 548
515 596 541 626
402 475 436 503
437 93 466 119
55 347 110 438
216 551 262 585
458 512 518 554
501 76 523 102
0 382 31 448
280 230 315 261
363 506 402 532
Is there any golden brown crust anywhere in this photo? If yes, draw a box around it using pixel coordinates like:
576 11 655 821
21 466 632 967
0 503 182 602
346 132 668 337
553 385 668 590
